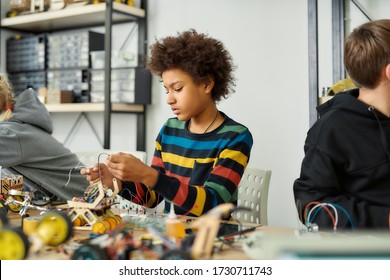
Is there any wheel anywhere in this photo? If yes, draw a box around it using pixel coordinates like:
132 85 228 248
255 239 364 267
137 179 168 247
0 227 29 260
72 244 109 260
0 200 8 227
6 195 23 212
35 211 73 246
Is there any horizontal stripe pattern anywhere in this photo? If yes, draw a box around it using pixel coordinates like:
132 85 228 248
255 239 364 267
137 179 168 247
120 112 253 216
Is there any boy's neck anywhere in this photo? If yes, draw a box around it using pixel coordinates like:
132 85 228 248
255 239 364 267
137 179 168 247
359 84 390 117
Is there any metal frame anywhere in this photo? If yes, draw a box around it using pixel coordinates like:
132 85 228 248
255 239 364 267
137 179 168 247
104 0 148 151
104 0 113 149
308 0 319 125
307 0 346 126
350 0 373 21
332 0 346 84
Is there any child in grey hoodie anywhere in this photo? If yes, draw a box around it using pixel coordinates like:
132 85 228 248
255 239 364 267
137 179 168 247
0 73 88 202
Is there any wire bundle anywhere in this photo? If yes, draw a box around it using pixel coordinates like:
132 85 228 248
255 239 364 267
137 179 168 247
303 201 355 231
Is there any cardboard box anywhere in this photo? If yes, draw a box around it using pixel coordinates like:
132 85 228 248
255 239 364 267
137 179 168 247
1 175 23 199
46 88 74 104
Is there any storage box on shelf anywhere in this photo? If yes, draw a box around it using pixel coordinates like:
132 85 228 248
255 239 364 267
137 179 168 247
46 30 104 102
47 70 89 102
90 68 135 103
6 35 45 72
88 67 150 104
45 89 74 104
47 30 104 69
6 35 46 94
9 71 46 96
90 50 136 69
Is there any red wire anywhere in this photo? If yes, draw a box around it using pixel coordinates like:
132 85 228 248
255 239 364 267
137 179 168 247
303 201 336 228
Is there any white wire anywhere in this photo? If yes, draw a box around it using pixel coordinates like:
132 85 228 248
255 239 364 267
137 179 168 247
325 203 338 230
307 202 338 230
306 203 323 225
64 161 86 187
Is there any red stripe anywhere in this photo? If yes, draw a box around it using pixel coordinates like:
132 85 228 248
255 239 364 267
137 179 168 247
166 171 190 206
151 155 164 168
213 165 241 186
133 182 146 205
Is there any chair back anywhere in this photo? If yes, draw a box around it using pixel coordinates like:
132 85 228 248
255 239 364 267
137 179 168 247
232 168 271 225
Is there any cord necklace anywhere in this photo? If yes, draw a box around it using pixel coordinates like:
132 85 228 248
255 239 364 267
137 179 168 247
203 110 219 133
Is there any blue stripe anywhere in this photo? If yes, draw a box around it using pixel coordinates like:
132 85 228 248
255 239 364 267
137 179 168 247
231 131 253 147
161 130 252 150
162 134 230 149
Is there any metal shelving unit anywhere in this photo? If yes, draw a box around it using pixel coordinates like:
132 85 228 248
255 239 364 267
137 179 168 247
0 1 150 150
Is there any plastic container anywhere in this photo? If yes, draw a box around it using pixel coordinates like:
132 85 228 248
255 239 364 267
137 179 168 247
165 203 186 241
90 50 136 69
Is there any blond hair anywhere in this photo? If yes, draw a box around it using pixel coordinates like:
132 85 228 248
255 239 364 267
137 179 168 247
0 73 15 121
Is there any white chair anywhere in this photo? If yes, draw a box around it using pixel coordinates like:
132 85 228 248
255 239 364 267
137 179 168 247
232 168 271 225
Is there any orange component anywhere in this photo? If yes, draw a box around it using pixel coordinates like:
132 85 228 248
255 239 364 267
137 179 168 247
105 217 118 230
92 220 108 235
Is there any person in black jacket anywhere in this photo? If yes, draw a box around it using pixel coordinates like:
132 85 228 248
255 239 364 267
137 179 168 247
294 19 390 230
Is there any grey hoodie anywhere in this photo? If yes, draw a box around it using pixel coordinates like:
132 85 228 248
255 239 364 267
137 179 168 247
0 88 89 200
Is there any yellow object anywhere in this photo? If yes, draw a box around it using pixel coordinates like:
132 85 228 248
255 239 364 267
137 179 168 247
23 216 41 236
0 228 27 260
92 220 109 235
115 214 122 224
165 203 186 241
326 78 356 96
35 213 71 246
105 217 118 230
72 216 87 227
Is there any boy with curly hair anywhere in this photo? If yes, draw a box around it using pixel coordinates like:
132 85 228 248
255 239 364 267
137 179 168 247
82 30 253 216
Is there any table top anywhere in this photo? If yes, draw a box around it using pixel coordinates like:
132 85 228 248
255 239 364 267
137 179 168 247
4 208 282 260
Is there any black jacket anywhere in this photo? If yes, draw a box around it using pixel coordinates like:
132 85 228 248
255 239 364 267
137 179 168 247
294 88 390 229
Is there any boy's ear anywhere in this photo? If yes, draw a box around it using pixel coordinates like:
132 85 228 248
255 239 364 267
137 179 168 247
204 76 215 93
385 64 390 81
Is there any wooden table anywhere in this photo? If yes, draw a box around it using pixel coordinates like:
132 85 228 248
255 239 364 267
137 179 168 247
5 209 277 260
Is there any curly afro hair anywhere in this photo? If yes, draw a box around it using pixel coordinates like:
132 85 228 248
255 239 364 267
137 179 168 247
147 29 236 102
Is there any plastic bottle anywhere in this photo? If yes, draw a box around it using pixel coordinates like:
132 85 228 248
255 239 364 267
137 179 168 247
165 203 186 241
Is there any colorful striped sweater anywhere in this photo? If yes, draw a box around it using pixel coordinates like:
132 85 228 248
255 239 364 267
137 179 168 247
120 111 253 216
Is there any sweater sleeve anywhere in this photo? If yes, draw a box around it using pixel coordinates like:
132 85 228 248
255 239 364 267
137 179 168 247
294 142 390 229
0 127 24 167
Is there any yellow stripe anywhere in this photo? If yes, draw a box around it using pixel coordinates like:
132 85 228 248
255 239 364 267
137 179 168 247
162 152 194 168
155 141 162 150
191 187 206 216
220 149 248 167
146 190 156 208
162 152 216 168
